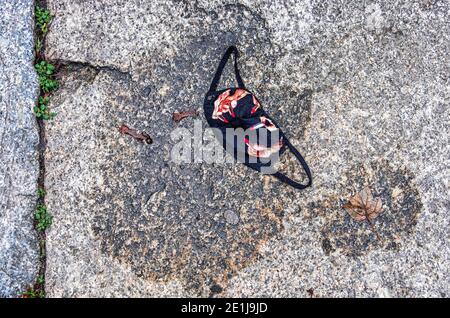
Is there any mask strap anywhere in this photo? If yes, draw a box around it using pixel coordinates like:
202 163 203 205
273 138 312 190
209 46 245 92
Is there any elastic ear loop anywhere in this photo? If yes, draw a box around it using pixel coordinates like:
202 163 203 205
273 138 312 190
209 46 245 92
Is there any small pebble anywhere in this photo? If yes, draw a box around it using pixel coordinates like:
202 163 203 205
224 209 240 225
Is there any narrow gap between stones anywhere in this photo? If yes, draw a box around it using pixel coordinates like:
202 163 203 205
26 1 134 298
22 0 51 298
52 60 133 80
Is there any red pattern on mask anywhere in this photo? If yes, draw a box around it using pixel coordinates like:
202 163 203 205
213 89 283 158
212 89 249 121
244 137 283 158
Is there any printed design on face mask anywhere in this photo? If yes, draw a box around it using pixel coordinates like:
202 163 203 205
259 116 277 131
212 88 249 122
244 137 284 158
251 96 261 114
204 46 312 189
249 116 277 131
213 89 284 158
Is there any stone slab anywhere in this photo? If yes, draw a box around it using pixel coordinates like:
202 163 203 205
45 0 449 297
0 0 40 298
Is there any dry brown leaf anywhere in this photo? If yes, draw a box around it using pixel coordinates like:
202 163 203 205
343 187 383 240
172 110 198 122
119 124 153 144
343 187 383 221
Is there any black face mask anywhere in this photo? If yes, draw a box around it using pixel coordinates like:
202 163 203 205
203 46 312 190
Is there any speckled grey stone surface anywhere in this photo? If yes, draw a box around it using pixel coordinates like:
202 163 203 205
0 0 40 298
45 0 449 297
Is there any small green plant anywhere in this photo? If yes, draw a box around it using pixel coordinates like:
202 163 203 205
39 239 46 259
35 5 52 34
35 37 43 53
37 188 46 198
34 96 56 120
35 60 55 76
35 61 58 93
37 275 45 285
20 288 45 298
35 204 52 231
